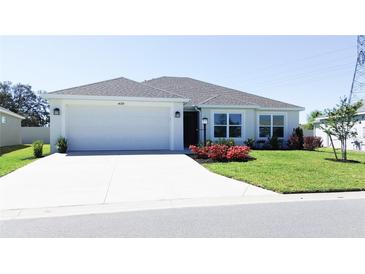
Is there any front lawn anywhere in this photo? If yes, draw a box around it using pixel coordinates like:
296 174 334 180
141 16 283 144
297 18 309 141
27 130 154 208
0 144 50 177
203 149 365 193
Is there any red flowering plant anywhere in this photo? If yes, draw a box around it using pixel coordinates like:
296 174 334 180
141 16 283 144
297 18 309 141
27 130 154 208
303 136 323 151
189 145 209 159
190 144 252 162
226 146 251 161
288 135 300 149
207 144 229 161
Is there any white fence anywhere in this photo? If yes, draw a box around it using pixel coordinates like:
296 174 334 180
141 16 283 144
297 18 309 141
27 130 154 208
314 124 365 151
303 129 313 137
21 127 50 144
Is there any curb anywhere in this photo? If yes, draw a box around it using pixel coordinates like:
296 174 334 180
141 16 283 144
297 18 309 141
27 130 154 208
1 191 364 221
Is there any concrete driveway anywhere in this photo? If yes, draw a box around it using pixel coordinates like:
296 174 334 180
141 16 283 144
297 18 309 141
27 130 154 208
0 152 275 212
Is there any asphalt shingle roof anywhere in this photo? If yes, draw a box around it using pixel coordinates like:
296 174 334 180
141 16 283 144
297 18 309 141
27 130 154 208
49 77 182 99
49 76 303 109
0 106 24 119
143 77 303 108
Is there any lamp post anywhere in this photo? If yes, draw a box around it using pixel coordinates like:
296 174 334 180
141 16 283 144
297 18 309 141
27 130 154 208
202 117 208 146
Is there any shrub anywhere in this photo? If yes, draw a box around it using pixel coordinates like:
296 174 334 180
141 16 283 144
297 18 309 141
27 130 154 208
244 138 255 148
189 145 209 159
253 139 266 149
268 136 280 150
226 146 251 161
253 137 285 150
215 138 235 146
303 136 323 150
190 144 251 162
206 139 213 146
288 127 304 149
207 144 229 161
32 140 44 158
56 137 68 153
288 135 301 149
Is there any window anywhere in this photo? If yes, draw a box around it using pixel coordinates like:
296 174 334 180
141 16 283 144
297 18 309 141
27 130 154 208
259 115 271 138
1 116 6 124
259 114 284 138
214 113 227 138
273 115 284 138
214 113 242 138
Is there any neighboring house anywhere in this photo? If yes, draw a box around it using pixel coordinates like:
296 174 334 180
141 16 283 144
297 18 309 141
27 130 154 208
0 107 24 147
44 76 304 152
314 104 365 151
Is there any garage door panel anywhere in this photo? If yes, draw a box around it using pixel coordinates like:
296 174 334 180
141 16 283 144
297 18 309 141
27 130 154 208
66 105 170 150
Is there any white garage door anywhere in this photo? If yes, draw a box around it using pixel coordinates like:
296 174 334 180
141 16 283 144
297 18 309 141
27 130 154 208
66 104 171 150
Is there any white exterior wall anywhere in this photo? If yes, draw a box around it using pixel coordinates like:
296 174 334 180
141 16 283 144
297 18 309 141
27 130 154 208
48 98 184 152
314 115 365 151
353 119 365 150
199 107 301 144
314 124 330 147
170 102 184 150
49 99 64 153
287 110 301 138
0 112 23 147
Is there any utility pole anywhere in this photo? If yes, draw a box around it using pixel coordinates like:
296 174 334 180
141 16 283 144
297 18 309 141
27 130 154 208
349 35 365 104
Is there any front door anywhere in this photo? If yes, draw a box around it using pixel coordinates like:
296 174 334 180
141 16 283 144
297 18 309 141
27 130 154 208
184 111 199 147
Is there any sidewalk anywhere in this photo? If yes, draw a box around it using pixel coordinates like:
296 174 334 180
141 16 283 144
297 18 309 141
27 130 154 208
1 191 364 221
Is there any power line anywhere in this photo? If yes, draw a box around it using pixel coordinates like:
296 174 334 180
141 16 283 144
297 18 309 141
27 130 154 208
240 45 355 81
250 67 352 89
246 53 354 82
251 61 354 88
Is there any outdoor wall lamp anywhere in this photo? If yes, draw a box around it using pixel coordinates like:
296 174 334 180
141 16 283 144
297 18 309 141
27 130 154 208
53 108 60 115
175 111 181 118
202 117 208 146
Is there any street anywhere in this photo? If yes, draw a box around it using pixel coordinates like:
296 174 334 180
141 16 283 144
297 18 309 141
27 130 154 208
1 198 364 237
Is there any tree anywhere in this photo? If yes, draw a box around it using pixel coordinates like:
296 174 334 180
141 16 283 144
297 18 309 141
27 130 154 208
320 97 363 161
303 110 323 130
0 81 49 127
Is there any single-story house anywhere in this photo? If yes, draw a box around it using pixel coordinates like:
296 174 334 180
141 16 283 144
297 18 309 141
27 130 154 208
0 107 24 147
44 76 304 152
314 103 365 151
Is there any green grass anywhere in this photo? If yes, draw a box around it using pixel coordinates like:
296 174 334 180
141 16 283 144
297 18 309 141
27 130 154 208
203 148 365 193
0 144 50 177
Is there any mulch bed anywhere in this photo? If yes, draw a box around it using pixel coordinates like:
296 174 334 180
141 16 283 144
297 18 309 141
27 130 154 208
188 154 256 164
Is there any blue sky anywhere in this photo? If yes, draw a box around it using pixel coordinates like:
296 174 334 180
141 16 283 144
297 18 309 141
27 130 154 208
0 36 358 123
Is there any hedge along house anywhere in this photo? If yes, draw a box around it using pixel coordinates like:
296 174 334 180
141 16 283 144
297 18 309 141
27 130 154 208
0 107 24 147
44 76 304 153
